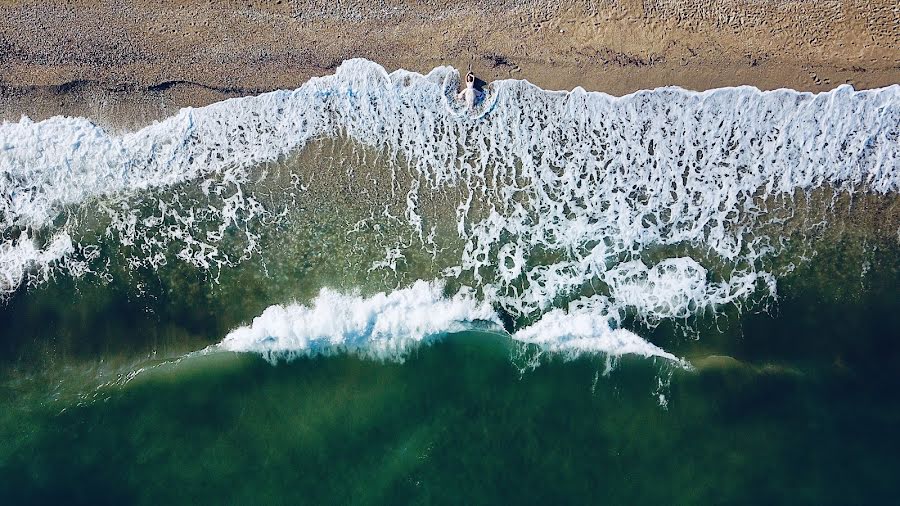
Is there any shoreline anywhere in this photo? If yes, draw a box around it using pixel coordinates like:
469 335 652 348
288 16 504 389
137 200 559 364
4 68 898 136
2 0 898 127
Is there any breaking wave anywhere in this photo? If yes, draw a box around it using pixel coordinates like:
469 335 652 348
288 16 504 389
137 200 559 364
219 280 686 365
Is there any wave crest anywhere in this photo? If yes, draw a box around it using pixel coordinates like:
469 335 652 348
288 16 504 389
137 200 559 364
219 280 688 365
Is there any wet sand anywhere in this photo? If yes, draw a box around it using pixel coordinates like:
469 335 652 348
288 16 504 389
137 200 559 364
1 0 898 127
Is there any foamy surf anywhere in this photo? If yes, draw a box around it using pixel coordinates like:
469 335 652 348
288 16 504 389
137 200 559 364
219 280 500 362
1 58 898 362
218 280 688 366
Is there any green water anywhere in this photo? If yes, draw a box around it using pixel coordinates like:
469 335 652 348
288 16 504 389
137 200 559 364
1 233 898 504
1 139 899 504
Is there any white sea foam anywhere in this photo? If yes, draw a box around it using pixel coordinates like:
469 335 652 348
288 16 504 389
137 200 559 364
511 295 688 365
219 280 688 365
1 58 898 344
0 231 74 294
2 59 896 228
602 258 774 322
219 280 499 361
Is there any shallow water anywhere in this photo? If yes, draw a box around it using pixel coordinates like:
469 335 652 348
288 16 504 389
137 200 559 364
1 59 898 503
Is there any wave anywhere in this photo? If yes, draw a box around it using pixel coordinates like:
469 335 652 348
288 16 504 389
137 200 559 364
220 280 498 361
219 280 687 365
1 58 898 343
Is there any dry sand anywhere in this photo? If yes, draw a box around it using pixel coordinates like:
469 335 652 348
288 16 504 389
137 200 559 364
1 0 898 127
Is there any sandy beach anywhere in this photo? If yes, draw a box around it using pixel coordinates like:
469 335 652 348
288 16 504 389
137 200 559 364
1 0 898 127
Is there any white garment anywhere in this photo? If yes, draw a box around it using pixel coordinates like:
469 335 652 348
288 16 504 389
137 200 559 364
457 82 484 112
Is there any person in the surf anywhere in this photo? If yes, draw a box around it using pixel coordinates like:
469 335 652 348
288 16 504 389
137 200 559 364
457 72 484 113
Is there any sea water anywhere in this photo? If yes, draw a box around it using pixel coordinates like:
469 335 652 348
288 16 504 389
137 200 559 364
0 59 898 503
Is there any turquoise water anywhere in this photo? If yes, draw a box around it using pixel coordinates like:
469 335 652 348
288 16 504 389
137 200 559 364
1 61 899 503
1 244 899 504
1 172 897 504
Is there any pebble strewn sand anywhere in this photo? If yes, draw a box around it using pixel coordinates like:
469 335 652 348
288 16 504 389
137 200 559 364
1 0 898 126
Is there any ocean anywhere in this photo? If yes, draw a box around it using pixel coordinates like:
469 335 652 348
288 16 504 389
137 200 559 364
1 59 898 504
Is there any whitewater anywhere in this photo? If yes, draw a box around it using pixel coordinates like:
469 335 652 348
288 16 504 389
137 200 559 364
1 58 898 364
